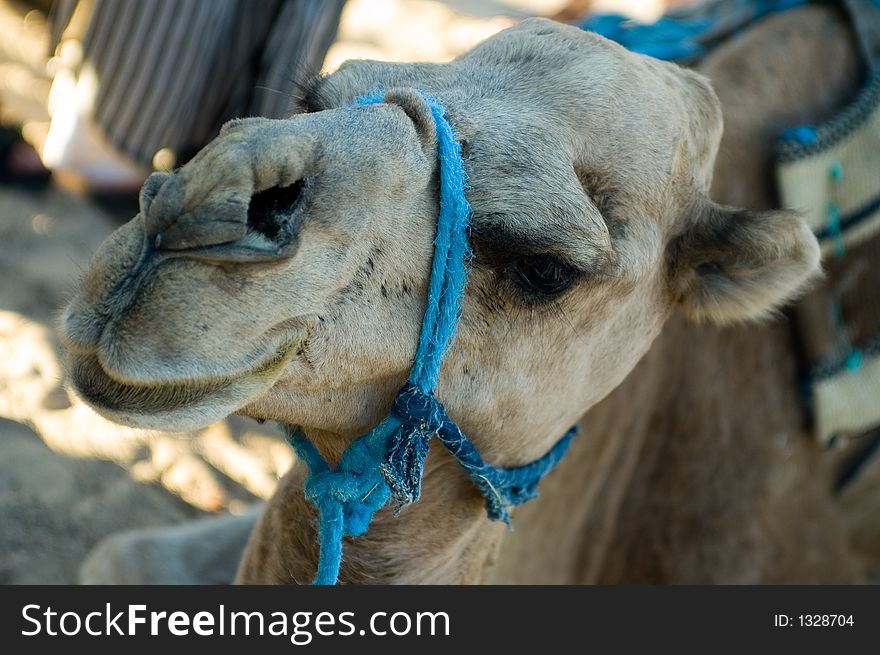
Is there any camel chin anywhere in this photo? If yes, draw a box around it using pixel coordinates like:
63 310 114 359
65 339 300 432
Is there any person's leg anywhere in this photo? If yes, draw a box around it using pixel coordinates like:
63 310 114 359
248 0 348 119
44 0 348 196
43 0 242 193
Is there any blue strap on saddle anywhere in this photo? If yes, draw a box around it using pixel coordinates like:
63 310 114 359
582 0 808 64
286 91 577 585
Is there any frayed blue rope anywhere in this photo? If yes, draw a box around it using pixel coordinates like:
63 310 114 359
286 390 577 583
351 90 470 394
287 90 576 585
432 402 578 523
406 96 472 393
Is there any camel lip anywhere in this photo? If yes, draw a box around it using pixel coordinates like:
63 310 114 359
94 328 306 388
66 333 304 431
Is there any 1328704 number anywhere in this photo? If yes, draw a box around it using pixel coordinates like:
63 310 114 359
798 615 854 627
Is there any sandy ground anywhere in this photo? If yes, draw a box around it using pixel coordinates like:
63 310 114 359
0 0 663 583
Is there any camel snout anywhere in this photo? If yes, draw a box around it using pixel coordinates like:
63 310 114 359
147 180 307 265
143 169 252 253
141 116 318 257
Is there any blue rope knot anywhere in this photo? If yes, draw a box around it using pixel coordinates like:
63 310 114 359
381 383 445 507
303 469 386 536
390 382 444 426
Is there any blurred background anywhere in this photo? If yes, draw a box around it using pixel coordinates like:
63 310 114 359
0 0 685 584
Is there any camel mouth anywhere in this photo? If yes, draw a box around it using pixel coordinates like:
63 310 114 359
66 333 303 431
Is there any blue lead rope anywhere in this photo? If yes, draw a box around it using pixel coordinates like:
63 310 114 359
286 91 577 585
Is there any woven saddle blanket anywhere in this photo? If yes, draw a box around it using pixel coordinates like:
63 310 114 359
584 0 880 445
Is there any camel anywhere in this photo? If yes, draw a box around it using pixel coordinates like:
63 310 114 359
63 10 869 584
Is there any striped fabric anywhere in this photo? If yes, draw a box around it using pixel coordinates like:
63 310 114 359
49 0 346 168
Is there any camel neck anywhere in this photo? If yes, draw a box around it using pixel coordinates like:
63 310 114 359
236 437 507 584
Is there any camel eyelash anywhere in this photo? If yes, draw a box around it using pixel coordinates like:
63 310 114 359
289 71 331 114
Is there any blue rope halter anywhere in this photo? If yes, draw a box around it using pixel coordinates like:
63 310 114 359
285 91 578 585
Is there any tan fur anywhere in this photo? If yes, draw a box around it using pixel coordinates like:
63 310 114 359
493 6 877 584
64 16 838 585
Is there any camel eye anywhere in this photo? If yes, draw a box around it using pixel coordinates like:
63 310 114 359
513 254 578 295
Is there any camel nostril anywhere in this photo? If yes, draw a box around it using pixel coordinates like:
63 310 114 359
157 179 307 264
247 179 306 241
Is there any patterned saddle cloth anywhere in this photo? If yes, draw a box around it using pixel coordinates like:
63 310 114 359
584 0 880 445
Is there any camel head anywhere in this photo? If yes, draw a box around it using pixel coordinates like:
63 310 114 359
61 19 819 465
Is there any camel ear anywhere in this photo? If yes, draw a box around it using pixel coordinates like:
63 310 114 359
381 88 437 152
670 201 821 324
